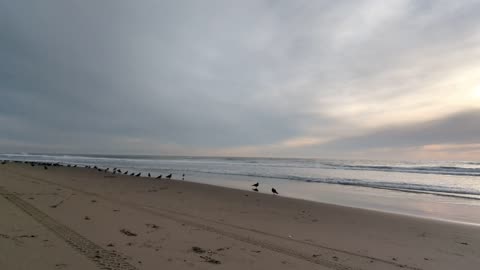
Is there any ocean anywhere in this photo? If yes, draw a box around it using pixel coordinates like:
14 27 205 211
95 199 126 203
2 153 480 224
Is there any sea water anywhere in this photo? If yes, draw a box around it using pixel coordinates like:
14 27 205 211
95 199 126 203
2 153 480 224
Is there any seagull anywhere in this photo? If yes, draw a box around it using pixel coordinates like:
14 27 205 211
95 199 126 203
124 171 128 175
166 174 172 179
117 169 122 173
252 182 259 187
271 188 278 195
156 175 162 179
253 188 259 192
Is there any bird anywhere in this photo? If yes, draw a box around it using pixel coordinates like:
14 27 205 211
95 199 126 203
44 166 48 170
156 175 162 179
148 173 151 177
166 174 172 179
124 171 128 175
253 188 259 192
271 188 278 195
130 173 135 176
135 173 141 177
117 169 122 173
182 174 185 180
252 182 259 187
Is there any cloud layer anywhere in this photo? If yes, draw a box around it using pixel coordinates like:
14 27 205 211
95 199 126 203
1 1 480 159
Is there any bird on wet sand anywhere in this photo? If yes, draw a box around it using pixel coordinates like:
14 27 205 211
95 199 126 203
156 175 162 179
135 173 141 177
166 174 172 179
130 173 135 176
124 171 128 175
271 188 278 195
252 182 259 187
148 173 151 177
182 174 185 180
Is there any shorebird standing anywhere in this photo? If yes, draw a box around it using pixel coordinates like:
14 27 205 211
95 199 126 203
136 173 141 177
182 174 185 180
271 188 278 195
252 182 259 188
124 171 128 175
156 175 162 179
166 174 172 179
148 173 151 177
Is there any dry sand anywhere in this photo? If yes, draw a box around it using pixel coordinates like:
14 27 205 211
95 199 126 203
1 162 479 270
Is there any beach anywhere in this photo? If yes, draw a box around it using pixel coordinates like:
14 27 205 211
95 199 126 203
1 162 479 270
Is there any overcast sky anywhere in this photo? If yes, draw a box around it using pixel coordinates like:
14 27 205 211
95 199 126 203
1 1 480 160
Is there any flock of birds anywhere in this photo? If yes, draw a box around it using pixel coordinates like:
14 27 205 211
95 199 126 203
1 160 279 195
0 160 184 180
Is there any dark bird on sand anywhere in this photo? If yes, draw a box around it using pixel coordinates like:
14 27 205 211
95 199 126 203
253 188 259 192
124 171 128 175
130 173 135 176
136 173 141 177
182 173 185 180
117 169 122 173
252 182 259 187
271 188 278 195
148 173 151 177
156 175 162 179
166 174 172 179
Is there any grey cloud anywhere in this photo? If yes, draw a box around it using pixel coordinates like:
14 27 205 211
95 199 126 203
317 110 480 152
1 1 480 156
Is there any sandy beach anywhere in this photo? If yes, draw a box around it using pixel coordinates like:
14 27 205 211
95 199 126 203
1 162 479 270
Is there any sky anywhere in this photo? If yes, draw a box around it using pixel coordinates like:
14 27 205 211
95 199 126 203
1 0 480 160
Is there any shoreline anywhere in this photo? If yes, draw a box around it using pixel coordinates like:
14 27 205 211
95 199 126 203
1 162 480 269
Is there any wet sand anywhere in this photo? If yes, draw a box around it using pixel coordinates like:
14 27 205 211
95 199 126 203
1 162 479 269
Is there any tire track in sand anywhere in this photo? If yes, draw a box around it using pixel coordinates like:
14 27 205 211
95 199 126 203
0 186 138 270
